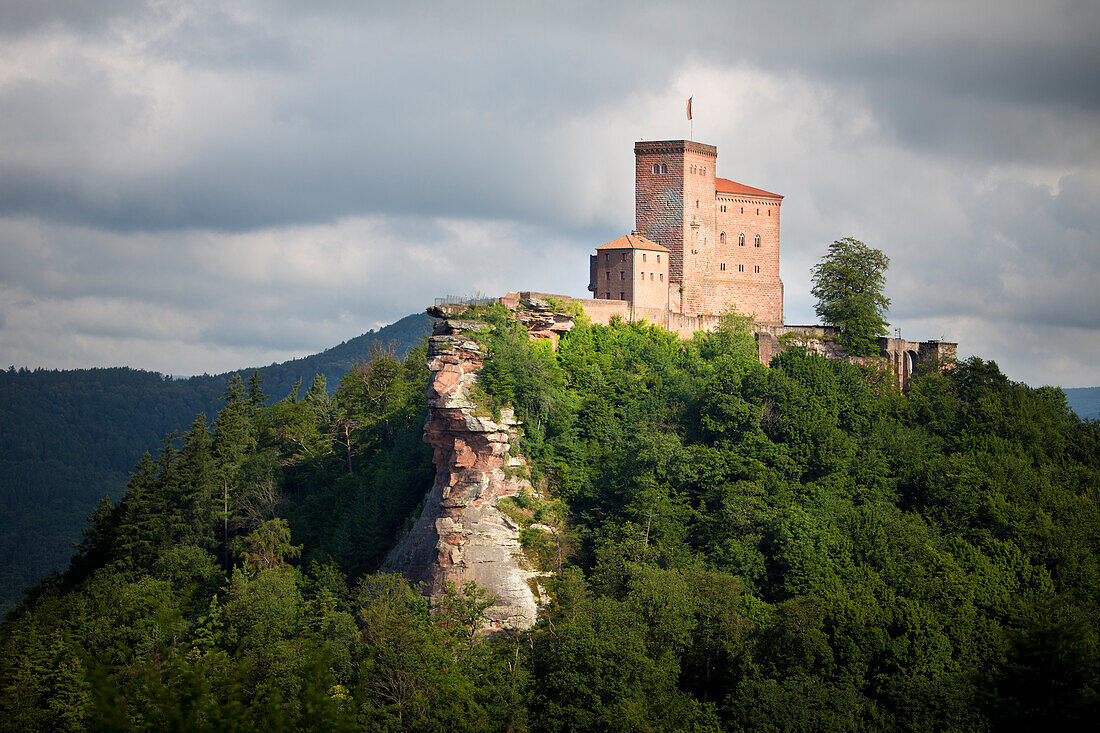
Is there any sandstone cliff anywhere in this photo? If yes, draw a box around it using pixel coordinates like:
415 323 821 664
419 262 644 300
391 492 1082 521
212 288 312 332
383 317 544 631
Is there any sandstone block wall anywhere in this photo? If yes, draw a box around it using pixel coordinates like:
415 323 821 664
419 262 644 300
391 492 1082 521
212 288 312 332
629 139 783 323
635 140 718 286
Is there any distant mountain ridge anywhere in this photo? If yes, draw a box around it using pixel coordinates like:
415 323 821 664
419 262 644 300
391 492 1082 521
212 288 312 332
1064 387 1100 421
0 312 432 612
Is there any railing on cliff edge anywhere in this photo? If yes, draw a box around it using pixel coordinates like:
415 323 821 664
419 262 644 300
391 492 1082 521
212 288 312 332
434 295 496 307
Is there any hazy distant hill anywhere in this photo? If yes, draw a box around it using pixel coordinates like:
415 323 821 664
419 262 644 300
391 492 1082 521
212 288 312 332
1065 386 1100 420
0 312 431 612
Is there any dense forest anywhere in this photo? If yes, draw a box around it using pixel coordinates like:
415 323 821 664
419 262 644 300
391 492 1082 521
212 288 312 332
0 313 431 611
1 306 1097 731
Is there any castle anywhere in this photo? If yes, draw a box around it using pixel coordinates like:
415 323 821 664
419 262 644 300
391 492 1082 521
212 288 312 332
495 137 956 391
588 140 784 323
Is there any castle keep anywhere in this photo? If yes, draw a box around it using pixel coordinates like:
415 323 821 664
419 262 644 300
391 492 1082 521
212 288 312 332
589 140 784 324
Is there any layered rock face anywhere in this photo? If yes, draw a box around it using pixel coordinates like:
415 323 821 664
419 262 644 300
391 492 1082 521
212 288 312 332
383 318 542 631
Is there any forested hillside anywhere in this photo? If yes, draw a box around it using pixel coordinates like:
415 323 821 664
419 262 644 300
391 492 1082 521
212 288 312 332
0 313 431 611
1 307 1097 731
1065 386 1100 420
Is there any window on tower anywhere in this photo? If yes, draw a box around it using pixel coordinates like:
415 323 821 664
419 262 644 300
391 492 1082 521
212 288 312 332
738 233 745 246
754 265 760 273
720 232 726 243
754 235 761 247
652 163 659 174
720 263 726 271
661 164 667 173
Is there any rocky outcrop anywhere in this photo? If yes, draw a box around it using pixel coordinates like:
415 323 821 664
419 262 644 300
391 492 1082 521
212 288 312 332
512 297 575 349
383 317 544 631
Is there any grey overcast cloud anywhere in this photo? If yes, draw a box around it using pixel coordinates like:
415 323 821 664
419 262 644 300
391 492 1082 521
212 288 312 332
0 0 1097 386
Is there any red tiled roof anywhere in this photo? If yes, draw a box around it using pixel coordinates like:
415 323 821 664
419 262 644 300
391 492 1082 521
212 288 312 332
596 233 669 252
715 177 783 199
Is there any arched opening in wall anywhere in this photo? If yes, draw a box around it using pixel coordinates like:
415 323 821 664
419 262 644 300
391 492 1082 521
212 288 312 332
905 351 919 385
720 232 726 243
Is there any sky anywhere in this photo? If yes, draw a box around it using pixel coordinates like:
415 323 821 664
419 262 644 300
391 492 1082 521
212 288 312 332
0 1 1097 386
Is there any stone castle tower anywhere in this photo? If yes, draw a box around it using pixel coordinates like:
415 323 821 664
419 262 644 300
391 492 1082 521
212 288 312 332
590 139 784 324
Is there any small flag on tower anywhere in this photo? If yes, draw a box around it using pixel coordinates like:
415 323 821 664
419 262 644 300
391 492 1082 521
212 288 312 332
686 96 693 121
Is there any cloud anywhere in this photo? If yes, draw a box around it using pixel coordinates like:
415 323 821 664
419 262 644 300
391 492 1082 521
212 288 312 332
0 0 1096 387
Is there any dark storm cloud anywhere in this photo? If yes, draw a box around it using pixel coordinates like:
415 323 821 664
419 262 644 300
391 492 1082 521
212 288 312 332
3 0 1097 233
0 0 148 34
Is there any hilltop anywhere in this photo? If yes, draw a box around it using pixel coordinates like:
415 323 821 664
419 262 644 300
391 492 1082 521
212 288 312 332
1 305 1096 730
0 312 431 611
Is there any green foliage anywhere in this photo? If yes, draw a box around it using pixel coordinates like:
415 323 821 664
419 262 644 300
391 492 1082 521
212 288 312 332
0 313 432 612
2 306 1098 731
811 237 891 356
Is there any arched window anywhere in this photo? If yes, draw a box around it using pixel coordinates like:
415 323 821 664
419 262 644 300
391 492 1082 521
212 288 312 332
657 254 661 263
756 208 760 215
720 232 726 243
754 265 760 273
738 264 744 272
661 164 667 174
738 233 745 246
652 163 659 174
719 263 726 271
754 235 761 247
640 272 644 281
642 253 646 262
